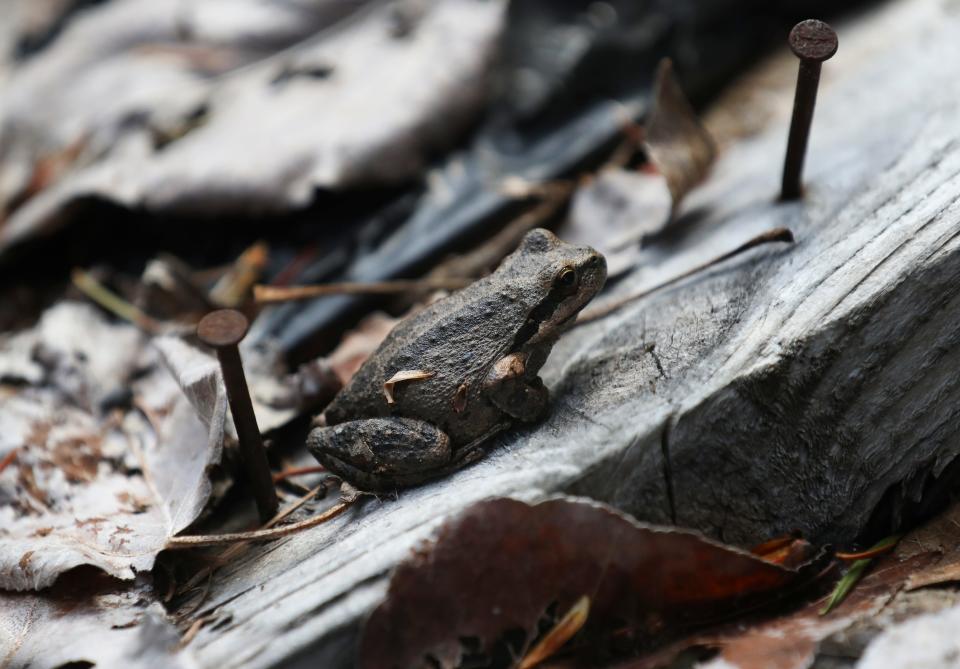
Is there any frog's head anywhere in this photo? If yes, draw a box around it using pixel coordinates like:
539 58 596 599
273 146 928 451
506 228 607 347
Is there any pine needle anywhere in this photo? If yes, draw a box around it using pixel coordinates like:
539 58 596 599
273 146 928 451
71 268 164 334
519 596 590 669
273 465 327 483
820 534 901 615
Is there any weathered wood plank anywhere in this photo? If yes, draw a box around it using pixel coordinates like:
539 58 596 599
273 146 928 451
181 0 960 665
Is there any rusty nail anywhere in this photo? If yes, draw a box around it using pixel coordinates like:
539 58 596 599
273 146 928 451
780 19 838 201
197 309 278 522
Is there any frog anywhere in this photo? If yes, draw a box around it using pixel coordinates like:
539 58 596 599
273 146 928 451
306 228 606 491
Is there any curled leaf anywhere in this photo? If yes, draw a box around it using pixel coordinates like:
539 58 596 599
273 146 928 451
644 58 717 216
359 497 822 668
383 369 435 404
700 552 937 669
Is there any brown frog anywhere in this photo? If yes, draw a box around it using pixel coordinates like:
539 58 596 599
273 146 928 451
306 228 606 490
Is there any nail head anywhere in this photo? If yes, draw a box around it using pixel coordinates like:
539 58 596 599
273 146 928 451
197 309 249 348
788 19 838 62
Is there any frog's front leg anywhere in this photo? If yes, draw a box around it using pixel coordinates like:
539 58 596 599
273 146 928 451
483 352 549 422
307 417 451 491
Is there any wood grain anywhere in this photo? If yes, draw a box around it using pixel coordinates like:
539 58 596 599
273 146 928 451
181 1 960 666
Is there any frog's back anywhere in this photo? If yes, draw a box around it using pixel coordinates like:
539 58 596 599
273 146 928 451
323 277 528 442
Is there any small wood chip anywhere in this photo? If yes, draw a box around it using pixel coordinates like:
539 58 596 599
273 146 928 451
383 370 435 405
452 383 469 413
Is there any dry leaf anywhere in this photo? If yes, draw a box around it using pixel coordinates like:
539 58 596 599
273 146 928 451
0 303 225 590
691 553 937 669
644 58 717 216
560 59 715 270
0 0 507 256
0 572 195 668
751 534 815 569
383 369 435 405
359 497 822 668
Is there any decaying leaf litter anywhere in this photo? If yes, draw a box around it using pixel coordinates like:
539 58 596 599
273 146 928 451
5 0 960 667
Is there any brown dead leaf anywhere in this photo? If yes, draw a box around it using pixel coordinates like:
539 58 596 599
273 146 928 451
751 535 815 569
681 553 938 669
906 562 960 591
359 497 823 669
383 369 435 405
644 58 717 215
561 59 715 271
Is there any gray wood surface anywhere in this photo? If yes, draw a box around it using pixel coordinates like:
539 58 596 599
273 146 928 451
180 0 960 666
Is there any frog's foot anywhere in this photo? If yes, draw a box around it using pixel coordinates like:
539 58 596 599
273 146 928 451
306 417 452 491
484 352 550 422
488 375 550 422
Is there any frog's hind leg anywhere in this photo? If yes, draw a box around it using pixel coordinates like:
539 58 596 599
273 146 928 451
306 417 452 491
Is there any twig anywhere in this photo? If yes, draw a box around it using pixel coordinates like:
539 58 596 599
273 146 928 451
166 496 353 549
71 269 165 334
254 278 474 303
269 483 326 525
176 483 327 594
273 465 326 483
576 227 794 326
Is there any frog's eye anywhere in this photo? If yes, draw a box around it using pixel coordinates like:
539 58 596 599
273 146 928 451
556 266 578 291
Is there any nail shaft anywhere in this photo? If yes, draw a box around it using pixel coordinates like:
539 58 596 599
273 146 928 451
198 309 278 522
780 20 838 201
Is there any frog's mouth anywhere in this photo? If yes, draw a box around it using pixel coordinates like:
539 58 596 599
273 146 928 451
527 311 577 346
